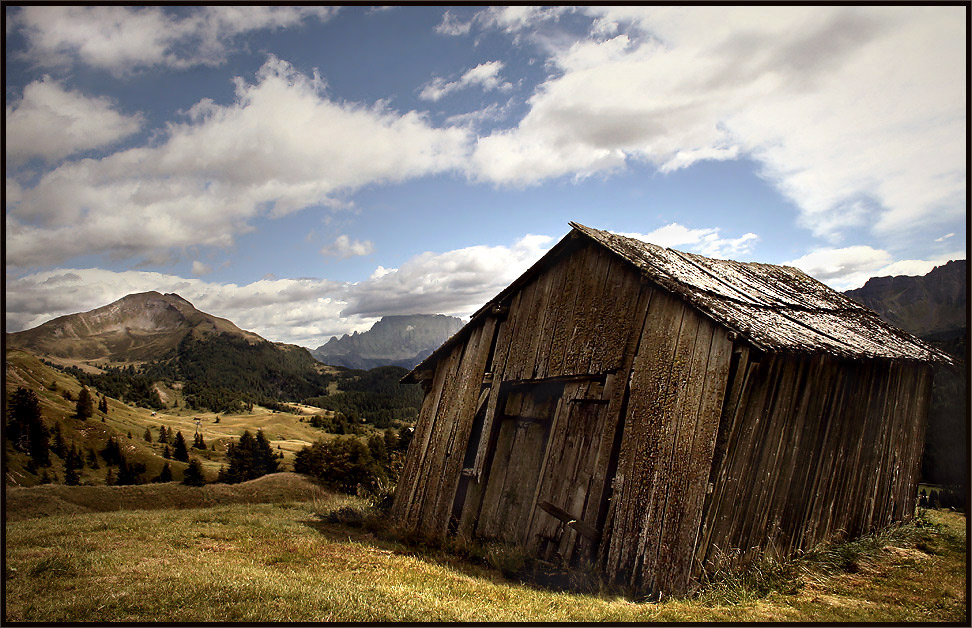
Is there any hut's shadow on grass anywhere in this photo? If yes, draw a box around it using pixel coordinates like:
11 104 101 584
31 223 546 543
298 513 609 596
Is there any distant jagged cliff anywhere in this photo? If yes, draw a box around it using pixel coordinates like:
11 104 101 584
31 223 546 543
310 314 464 370
844 259 966 357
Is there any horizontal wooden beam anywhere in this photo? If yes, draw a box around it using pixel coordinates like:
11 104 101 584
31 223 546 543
537 501 600 541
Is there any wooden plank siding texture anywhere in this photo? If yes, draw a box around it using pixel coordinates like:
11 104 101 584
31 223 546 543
695 352 933 577
392 225 936 599
598 289 733 597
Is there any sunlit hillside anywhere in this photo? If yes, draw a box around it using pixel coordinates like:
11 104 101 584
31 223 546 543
4 349 368 486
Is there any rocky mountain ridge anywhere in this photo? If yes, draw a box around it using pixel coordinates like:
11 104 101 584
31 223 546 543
310 314 464 370
844 259 966 338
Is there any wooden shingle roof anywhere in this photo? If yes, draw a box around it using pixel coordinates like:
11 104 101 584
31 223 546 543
569 222 950 363
407 222 950 381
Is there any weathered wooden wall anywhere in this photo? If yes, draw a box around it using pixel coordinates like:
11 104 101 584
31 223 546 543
389 317 497 533
597 288 733 597
695 351 933 577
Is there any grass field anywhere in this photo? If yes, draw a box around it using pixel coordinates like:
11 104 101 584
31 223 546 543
4 476 967 623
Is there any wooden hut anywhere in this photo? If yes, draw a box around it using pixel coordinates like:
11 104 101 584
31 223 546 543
390 222 950 598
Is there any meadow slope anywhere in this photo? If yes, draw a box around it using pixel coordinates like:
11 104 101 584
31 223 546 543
3 479 966 623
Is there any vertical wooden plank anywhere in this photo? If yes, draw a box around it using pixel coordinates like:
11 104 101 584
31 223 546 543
567 246 618 376
471 289 524 477
401 341 465 530
707 355 783 562
696 348 755 568
427 318 498 535
415 338 471 533
670 321 732 591
585 280 655 537
546 244 590 378
532 255 571 380
779 353 840 557
651 309 716 595
601 289 686 589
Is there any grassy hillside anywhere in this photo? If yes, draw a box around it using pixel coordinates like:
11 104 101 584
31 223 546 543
3 481 965 622
4 349 375 487
4 472 327 522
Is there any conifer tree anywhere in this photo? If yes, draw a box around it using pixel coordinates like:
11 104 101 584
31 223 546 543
153 462 173 483
158 425 168 443
254 430 279 475
100 437 122 466
216 430 278 484
51 423 67 459
193 432 206 449
115 454 146 485
64 461 80 485
6 387 50 466
144 427 153 442
75 387 94 420
163 445 171 459
66 443 84 470
172 431 189 462
98 395 109 414
86 448 100 469
105 468 115 486
182 458 206 486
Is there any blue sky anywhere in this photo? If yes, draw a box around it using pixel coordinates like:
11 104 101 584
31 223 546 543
5 6 966 348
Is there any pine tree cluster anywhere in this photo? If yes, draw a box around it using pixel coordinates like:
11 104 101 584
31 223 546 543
216 430 278 484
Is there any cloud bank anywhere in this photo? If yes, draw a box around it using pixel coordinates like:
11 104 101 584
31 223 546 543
465 6 965 241
10 5 339 74
7 56 469 268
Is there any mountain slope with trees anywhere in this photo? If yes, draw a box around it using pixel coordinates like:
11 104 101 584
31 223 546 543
6 292 338 413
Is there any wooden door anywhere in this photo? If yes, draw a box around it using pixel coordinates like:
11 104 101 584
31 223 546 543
524 379 612 566
474 381 562 543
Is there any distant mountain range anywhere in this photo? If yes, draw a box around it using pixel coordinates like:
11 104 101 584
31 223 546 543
844 259 966 357
310 314 464 370
6 291 264 363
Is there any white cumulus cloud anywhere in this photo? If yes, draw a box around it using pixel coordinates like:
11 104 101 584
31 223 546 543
420 61 513 102
343 233 556 318
6 76 143 163
465 6 965 243
321 235 375 259
6 56 470 268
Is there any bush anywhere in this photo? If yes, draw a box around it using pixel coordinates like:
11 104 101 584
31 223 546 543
294 435 387 495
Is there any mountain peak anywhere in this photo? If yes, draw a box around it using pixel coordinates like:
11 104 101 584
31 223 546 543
6 291 262 363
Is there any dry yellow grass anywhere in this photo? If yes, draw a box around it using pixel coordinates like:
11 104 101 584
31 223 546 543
3 479 966 624
4 472 328 522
